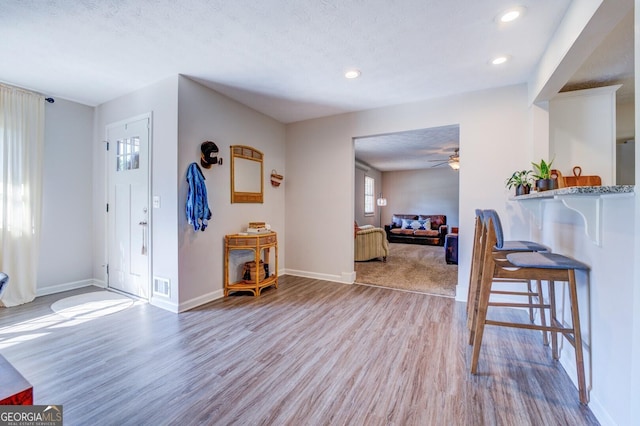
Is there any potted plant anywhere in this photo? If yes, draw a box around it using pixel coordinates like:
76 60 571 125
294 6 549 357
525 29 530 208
531 158 556 191
506 170 533 196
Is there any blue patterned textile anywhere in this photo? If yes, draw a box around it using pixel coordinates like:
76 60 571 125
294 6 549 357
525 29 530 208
186 162 211 231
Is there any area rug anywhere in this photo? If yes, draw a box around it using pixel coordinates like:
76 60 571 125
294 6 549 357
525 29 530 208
51 291 134 319
354 243 457 297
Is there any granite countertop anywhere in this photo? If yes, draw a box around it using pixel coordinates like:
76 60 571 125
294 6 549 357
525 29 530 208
511 185 635 200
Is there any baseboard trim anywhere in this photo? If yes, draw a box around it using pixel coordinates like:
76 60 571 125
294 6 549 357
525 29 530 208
455 284 467 302
150 296 180 313
557 346 613 425
176 289 224 313
586 393 616 426
36 279 103 297
284 269 353 284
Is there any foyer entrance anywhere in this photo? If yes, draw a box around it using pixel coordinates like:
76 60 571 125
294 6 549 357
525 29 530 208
106 114 151 299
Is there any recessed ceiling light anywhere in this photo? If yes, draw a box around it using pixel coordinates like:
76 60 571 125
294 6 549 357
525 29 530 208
345 69 361 79
498 6 526 23
491 55 510 65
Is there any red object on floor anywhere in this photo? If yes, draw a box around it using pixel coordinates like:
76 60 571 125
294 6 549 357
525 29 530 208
0 354 33 405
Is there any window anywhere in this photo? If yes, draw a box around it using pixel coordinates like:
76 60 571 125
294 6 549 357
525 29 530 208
364 176 375 216
116 137 140 171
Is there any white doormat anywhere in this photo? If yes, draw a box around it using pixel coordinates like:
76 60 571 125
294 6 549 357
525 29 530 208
51 291 134 319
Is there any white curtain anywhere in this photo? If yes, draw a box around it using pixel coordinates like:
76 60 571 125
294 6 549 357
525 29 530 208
0 84 45 307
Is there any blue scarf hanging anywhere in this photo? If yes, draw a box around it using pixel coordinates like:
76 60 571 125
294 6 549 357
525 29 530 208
186 162 212 231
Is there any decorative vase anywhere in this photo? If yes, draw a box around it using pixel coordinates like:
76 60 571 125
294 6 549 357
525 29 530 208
515 184 530 196
536 178 556 192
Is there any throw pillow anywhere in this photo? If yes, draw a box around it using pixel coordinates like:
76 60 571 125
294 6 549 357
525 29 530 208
421 215 443 227
418 219 431 230
402 219 421 230
392 215 404 228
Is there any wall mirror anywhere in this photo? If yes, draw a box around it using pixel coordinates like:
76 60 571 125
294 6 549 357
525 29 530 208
231 145 264 203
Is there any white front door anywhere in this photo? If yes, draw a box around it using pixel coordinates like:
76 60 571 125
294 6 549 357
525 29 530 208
106 116 150 299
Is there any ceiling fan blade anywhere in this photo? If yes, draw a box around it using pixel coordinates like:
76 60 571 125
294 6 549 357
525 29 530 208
430 161 448 167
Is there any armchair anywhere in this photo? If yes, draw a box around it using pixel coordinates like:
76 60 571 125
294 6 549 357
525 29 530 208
355 227 389 262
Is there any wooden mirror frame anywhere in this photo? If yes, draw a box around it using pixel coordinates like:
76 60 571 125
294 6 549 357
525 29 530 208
230 145 264 203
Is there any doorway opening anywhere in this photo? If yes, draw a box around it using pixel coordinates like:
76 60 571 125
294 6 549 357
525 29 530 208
105 114 151 300
353 125 460 297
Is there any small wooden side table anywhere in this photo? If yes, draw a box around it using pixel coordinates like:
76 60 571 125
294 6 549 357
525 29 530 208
224 232 278 297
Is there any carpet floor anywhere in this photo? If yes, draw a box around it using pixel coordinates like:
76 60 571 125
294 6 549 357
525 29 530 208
354 243 458 297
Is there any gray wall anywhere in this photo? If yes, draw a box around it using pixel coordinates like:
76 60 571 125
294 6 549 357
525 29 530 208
381 167 459 230
95 76 181 309
285 84 530 287
176 76 286 307
37 98 94 294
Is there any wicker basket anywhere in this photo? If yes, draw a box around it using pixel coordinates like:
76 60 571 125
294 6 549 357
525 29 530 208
270 170 283 187
243 260 266 283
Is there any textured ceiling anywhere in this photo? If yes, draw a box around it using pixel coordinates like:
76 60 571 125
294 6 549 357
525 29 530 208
1 0 573 124
355 126 459 172
562 10 635 102
1 1 632 171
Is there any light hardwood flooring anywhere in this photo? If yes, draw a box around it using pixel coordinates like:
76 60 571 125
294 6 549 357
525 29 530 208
0 276 598 425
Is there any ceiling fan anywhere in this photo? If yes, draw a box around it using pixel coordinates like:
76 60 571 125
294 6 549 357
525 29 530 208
429 148 460 170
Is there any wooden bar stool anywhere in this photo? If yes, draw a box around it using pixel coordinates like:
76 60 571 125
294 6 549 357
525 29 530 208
470 210 590 404
466 209 549 344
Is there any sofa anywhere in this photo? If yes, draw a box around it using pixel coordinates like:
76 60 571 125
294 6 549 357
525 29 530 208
354 225 389 262
384 214 448 246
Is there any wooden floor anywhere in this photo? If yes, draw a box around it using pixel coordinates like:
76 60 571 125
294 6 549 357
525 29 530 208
0 276 598 425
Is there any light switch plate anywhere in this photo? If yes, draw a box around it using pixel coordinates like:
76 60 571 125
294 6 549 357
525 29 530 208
153 196 161 208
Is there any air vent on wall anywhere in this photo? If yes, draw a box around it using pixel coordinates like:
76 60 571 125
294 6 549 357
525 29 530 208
153 277 170 297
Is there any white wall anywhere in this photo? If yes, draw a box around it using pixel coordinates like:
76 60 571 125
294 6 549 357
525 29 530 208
512 194 635 425
286 84 532 290
37 98 95 294
176 76 286 309
550 86 618 185
94 76 180 310
510 80 637 426
631 2 640 423
382 167 459 229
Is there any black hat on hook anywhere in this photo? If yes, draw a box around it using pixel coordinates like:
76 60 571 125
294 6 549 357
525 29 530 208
200 141 221 168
